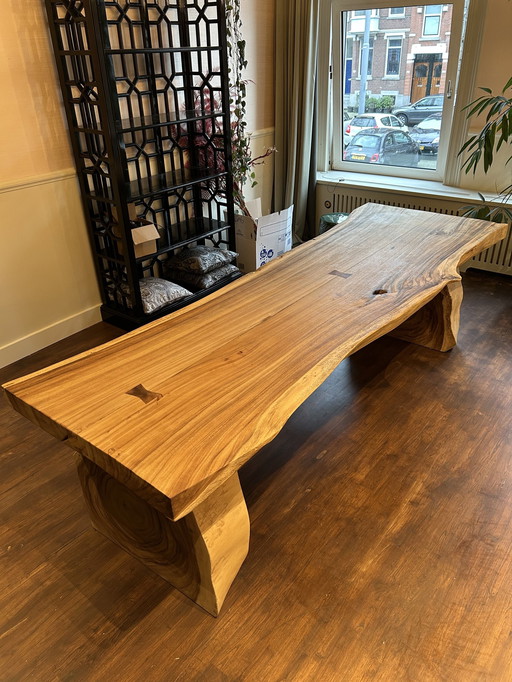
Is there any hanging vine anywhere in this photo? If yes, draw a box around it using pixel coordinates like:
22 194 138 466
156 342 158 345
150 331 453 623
225 0 275 215
174 1 275 218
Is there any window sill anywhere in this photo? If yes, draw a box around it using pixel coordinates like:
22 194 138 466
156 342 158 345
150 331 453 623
316 170 508 206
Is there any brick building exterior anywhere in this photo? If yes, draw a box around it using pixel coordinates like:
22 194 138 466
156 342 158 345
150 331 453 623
344 4 452 109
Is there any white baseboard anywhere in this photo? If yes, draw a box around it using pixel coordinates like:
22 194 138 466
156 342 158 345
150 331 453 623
0 305 102 369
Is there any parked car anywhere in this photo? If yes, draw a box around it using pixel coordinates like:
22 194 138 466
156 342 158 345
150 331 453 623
409 113 442 154
343 128 420 167
392 95 444 126
342 110 352 137
344 113 408 146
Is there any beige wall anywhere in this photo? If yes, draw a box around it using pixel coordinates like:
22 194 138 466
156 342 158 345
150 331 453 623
241 0 276 132
0 175 101 367
460 0 512 193
0 1 101 368
0 0 73 180
473 0 512 97
240 0 276 215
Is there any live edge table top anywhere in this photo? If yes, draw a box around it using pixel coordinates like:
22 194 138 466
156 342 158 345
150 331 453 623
3 204 506 522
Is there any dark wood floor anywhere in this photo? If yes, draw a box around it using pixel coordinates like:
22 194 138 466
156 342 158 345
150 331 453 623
1 270 512 681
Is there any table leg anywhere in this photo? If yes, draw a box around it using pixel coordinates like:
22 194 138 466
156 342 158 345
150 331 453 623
390 280 463 352
76 456 250 616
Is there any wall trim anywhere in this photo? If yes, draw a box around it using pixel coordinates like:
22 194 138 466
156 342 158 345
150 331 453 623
249 127 275 141
0 168 77 195
0 305 102 369
317 170 510 206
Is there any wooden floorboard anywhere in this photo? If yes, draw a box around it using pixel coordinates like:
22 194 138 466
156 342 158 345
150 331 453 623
1 270 511 681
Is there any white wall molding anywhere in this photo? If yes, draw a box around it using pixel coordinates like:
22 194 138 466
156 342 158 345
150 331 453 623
0 172 101 369
0 305 102 369
0 168 77 195
249 127 275 141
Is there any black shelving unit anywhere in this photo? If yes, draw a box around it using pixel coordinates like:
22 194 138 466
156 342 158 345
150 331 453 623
45 0 238 327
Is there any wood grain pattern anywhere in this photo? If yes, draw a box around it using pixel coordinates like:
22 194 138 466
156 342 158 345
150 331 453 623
3 205 506 516
2 270 512 679
77 457 249 616
390 279 463 351
2 204 506 613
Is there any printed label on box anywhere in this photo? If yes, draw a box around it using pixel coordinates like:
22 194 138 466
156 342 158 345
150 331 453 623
235 203 293 273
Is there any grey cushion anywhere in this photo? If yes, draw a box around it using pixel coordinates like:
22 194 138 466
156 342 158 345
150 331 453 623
133 277 192 314
166 245 238 274
169 263 240 290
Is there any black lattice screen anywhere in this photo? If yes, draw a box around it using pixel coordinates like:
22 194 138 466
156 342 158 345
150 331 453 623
45 0 236 325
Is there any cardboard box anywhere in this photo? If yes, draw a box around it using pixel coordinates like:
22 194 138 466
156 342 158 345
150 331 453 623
113 205 160 258
235 199 293 273
130 221 160 258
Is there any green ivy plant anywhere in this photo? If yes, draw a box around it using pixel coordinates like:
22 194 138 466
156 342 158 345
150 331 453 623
225 1 275 217
458 77 512 222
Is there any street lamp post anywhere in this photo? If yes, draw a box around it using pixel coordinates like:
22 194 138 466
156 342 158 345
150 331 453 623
358 10 372 114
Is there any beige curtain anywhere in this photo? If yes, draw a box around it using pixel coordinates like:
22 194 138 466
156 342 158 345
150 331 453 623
274 0 320 241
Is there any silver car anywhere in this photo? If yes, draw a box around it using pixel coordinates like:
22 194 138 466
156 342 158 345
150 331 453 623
392 95 444 126
344 113 408 146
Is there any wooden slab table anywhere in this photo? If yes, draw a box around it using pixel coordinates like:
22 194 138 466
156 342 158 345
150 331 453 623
3 204 506 615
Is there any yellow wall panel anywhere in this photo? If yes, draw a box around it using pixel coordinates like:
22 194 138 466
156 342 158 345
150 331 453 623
241 0 276 132
475 1 512 96
0 176 101 365
460 0 512 193
0 0 73 181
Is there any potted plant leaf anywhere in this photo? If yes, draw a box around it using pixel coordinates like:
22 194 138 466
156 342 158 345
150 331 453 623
458 77 512 222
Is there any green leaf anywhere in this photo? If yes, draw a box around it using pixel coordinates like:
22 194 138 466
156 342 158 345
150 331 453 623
502 76 512 93
462 95 486 112
501 113 509 140
465 100 490 118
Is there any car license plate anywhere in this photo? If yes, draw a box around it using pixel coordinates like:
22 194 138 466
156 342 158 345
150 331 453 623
419 145 425 151
352 154 365 160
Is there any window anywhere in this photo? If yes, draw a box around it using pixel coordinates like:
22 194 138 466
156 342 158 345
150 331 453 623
329 1 470 183
386 38 402 76
423 4 442 36
393 131 410 144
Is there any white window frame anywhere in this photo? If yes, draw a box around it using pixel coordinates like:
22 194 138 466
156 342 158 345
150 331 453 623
385 36 403 76
327 0 480 185
353 8 380 15
423 4 443 37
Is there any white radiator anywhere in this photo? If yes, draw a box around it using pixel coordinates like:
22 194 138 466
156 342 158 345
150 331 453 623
316 183 512 276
